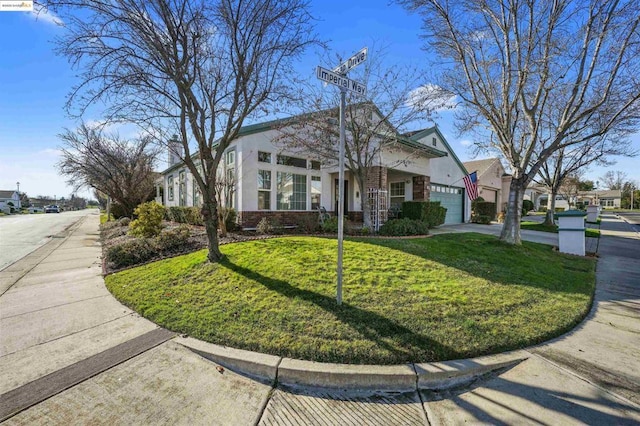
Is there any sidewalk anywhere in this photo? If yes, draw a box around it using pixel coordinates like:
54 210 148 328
1 213 638 425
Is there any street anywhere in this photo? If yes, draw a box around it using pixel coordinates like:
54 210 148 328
0 210 94 272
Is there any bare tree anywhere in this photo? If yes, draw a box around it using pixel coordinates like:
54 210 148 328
214 161 236 237
50 0 317 262
400 0 640 244
600 170 628 190
276 48 438 228
57 124 159 218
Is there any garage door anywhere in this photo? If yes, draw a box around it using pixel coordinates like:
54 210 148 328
430 185 464 224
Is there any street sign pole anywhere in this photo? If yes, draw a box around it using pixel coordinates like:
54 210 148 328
316 47 367 306
337 87 346 305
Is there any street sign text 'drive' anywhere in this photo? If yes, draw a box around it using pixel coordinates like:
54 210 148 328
316 66 367 96
333 47 368 75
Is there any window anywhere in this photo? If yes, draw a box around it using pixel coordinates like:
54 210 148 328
258 151 271 163
178 171 186 206
193 184 201 207
310 160 321 170
168 175 174 201
390 182 405 208
258 170 271 210
277 154 307 168
432 137 437 147
277 172 306 210
226 150 235 165
311 176 321 210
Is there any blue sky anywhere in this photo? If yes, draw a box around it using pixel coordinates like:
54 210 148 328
0 1 638 200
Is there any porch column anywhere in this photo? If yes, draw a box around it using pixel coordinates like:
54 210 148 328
367 166 388 190
412 175 431 201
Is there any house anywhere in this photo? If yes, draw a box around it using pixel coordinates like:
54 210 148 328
158 109 471 229
462 158 511 212
578 189 622 209
524 185 546 211
0 190 21 213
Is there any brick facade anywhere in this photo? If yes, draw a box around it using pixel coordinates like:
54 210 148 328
366 166 388 190
237 210 364 229
412 175 431 201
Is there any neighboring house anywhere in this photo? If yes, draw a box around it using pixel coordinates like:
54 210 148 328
158 109 471 229
578 189 622 209
462 158 511 212
524 185 546 211
0 190 21 213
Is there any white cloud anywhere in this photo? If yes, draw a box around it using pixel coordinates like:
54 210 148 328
460 139 473 147
30 4 64 26
407 84 458 113
37 148 62 157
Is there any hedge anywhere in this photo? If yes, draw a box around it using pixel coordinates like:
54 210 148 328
473 201 496 221
401 201 447 228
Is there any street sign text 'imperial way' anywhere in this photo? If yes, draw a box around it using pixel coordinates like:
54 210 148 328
316 66 367 96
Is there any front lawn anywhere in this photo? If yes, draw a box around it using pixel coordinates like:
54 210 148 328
105 234 595 364
521 221 600 238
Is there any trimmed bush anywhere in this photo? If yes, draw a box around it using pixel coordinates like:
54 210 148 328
471 214 492 224
378 218 429 236
321 216 339 233
220 207 238 231
401 201 447 228
295 214 319 234
473 201 497 221
129 202 165 238
106 239 155 269
165 206 187 223
523 199 534 213
155 224 191 252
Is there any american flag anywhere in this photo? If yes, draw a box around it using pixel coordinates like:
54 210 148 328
463 171 479 200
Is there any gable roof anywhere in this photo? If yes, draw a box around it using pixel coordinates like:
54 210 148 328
161 103 448 174
0 190 18 199
463 158 503 179
406 126 469 175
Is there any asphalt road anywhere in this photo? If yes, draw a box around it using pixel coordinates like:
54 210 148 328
617 211 640 234
0 209 94 271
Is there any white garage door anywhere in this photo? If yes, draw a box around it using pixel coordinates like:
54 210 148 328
430 185 464 224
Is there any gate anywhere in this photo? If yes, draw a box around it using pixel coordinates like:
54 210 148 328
367 188 388 232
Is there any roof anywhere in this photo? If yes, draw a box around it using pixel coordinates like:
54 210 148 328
161 104 448 174
579 189 622 198
406 126 469 175
463 158 502 178
0 190 17 198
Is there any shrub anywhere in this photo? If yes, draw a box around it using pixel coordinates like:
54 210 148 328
183 207 204 226
129 202 165 238
256 217 273 235
295 214 319 234
220 207 238 231
473 201 497 221
522 199 534 213
110 203 129 219
106 239 155 269
378 218 429 236
401 201 447 228
165 206 187 223
118 217 131 227
321 216 339 233
155 224 191 252
555 207 566 212
471 214 492 224
538 206 548 212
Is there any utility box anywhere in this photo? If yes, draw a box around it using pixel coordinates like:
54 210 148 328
586 205 599 223
557 210 587 256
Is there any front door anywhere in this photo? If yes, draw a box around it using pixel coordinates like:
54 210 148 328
334 179 348 216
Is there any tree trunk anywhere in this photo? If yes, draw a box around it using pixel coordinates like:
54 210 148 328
499 179 525 245
218 208 228 238
201 197 223 262
358 176 373 230
543 188 558 226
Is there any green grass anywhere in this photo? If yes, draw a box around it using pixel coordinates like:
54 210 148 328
521 221 600 238
105 234 595 365
100 212 114 224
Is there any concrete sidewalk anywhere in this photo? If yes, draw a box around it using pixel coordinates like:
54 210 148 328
1 212 638 425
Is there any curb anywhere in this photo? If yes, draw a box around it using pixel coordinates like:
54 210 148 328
176 337 528 392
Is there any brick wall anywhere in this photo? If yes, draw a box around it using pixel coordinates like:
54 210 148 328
412 175 431 201
237 210 364 228
366 166 388 190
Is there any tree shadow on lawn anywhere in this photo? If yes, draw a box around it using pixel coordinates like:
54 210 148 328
218 258 460 363
350 233 595 296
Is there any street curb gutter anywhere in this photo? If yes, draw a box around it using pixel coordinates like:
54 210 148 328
177 337 528 392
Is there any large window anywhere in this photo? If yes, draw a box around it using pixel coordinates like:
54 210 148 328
178 171 186 206
390 182 405 209
277 172 306 210
168 175 174 201
258 170 271 210
311 176 321 210
277 154 307 168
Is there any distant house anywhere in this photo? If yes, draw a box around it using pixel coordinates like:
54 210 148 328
0 190 21 213
462 158 512 212
578 189 622 209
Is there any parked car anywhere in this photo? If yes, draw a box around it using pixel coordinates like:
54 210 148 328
44 205 60 213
